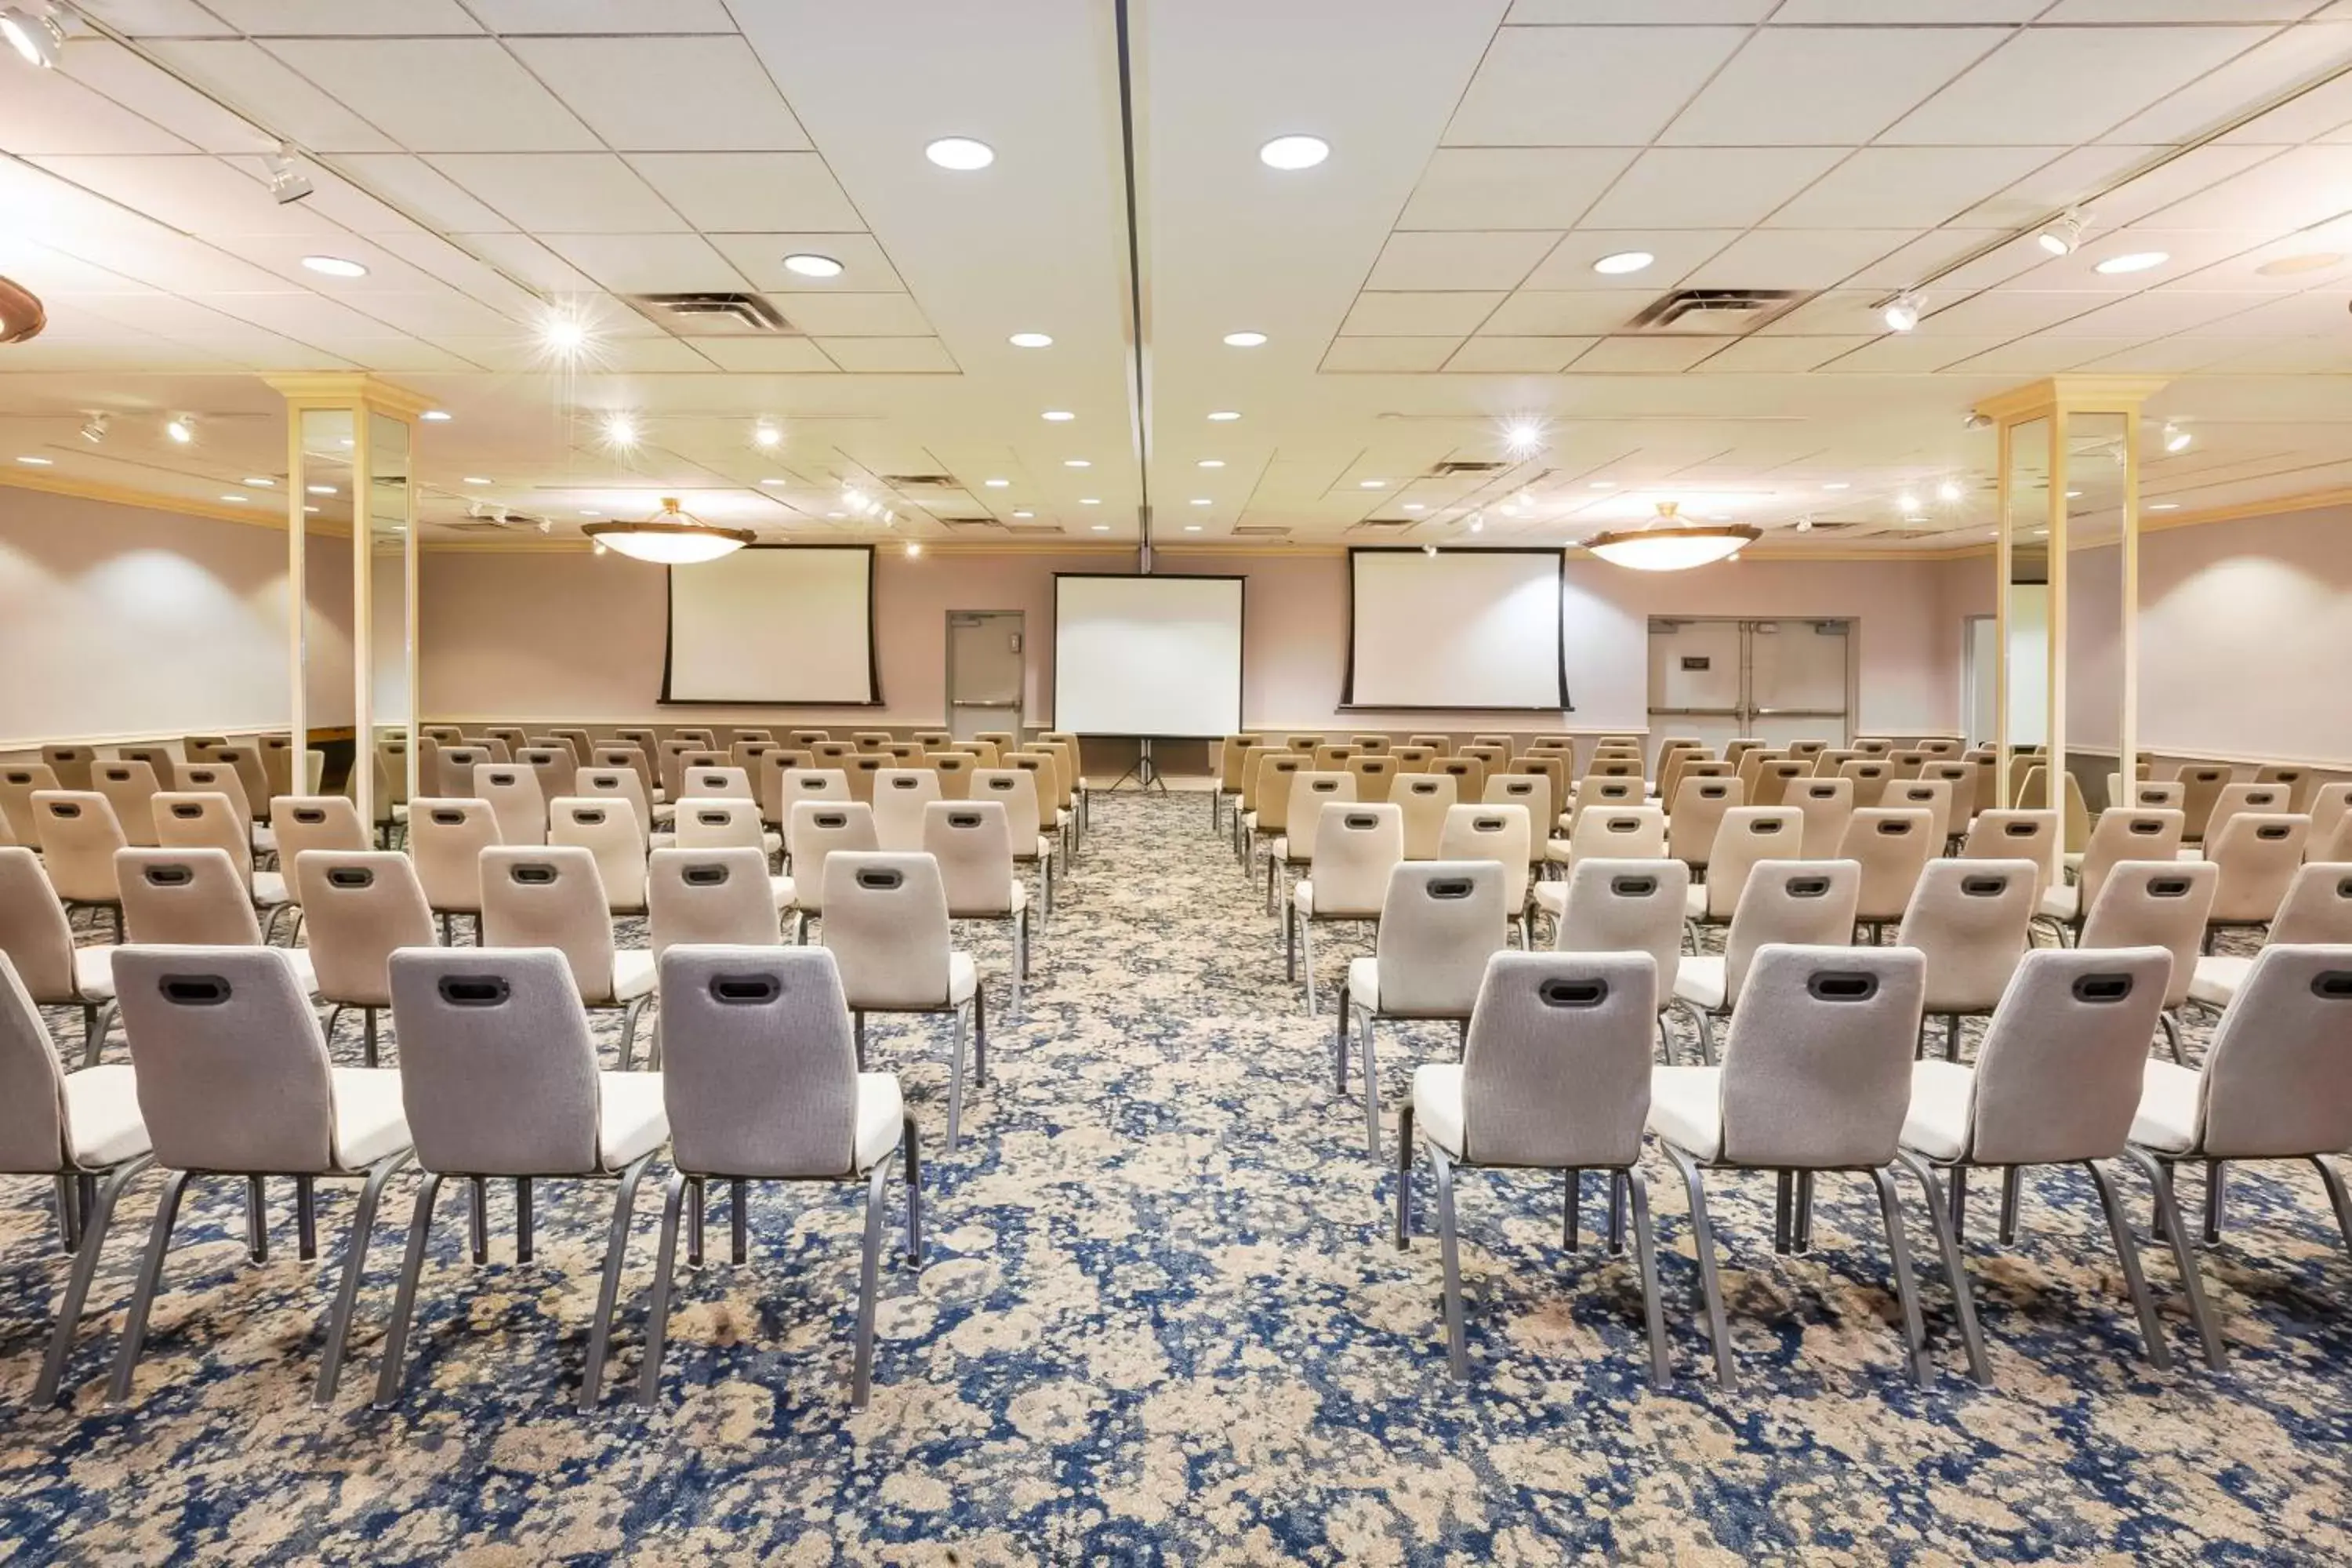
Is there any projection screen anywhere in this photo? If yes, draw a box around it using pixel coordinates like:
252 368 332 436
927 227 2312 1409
1053 574 1244 738
1344 548 1570 710
662 546 878 704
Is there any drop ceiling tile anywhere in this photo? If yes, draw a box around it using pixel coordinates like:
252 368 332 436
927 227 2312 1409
1842 230 2016 290
539 234 750 294
27 154 343 238
1365 232 1560 292
0 61 198 154
2036 0 2322 18
628 154 862 233
292 336 485 372
818 337 959 373
1443 336 1596 373
2175 290 2352 335
0 243 149 293
451 231 601 293
462 0 741 27
2042 291 2274 336
1766 148 2067 230
143 40 400 152
506 38 812 151
1340 292 1508 336
2100 23 2352 145
2026 230 2283 291
202 0 484 31
1943 338 2150 375
1815 333 2006 371
1690 334 1878 372
427 155 686 234
1505 0 1774 17
1320 338 1466 372
1398 148 1635 230
1769 0 2045 16
2191 338 2352 372
1442 26 1750 147
1568 337 1726 372
263 39 600 152
707 234 906 292
336 290 537 339
60 41 273 153
773 293 933 336
2218 63 2352 143
2136 144 2352 233
2160 233 2352 289
1477 291 1645 336
1955 144 2165 229
1683 230 1921 290
335 155 516 233
1880 27 2281 146
1915 291 2102 337
1522 230 1740 289
1663 27 2009 146
1581 147 1849 229
367 233 554 317
2074 337 2270 373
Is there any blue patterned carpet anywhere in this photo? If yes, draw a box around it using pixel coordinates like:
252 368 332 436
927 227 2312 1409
1 791 2347 1563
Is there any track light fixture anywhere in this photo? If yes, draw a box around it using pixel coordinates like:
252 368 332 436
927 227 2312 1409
165 415 194 445
265 143 314 205
1882 291 1923 333
2163 422 2193 453
2037 209 2088 257
78 412 107 444
1 4 64 69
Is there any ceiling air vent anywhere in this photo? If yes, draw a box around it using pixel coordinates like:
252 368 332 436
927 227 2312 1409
1232 524 1290 538
1428 459 1507 477
1004 522 1065 536
1350 518 1416 532
1627 289 1803 335
624 292 791 336
940 517 1004 531
882 474 960 488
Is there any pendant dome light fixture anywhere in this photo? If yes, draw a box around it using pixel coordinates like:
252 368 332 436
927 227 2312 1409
1580 500 1758 572
581 496 755 564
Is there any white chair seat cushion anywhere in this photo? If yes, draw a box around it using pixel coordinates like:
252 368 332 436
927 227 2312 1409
1008 881 1029 913
2064 851 2085 872
1410 1063 1468 1159
761 830 783 856
71 946 115 1001
1293 880 1377 920
1543 837 1574 863
2187 954 2250 1009
252 826 278 853
947 951 979 1005
391 804 409 822
597 1071 670 1169
1532 882 1566 917
328 1067 412 1170
1346 956 1380 1011
1671 956 1727 1013
610 949 656 1002
284 949 319 996
1901 1059 1976 1162
1015 836 1056 863
2038 884 2080 921
63 1065 149 1168
1683 883 1708 920
651 804 676 826
252 870 289 906
2176 847 2205 862
1646 1065 1723 1161
2131 1060 2204 1154
769 875 797 910
649 832 677 851
854 1073 904 1171
1241 811 1260 833
1266 837 1289 863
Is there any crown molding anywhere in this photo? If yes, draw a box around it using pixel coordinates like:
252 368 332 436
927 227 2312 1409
0 470 286 528
260 372 437 419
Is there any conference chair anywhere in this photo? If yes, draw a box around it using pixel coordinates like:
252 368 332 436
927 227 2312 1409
1840 808 1938 941
1265 772 1356 916
1552 857 1688 1061
1838 760 1896 809
591 746 666 824
976 730 1020 757
429 745 493 803
2078 861 2216 1064
93 761 163 849
209 746 274 836
1432 756 1487 811
375 948 665 1411
1406 734 1450 756
2176 766 2232 844
173 760 265 860
406 797 503 944
1351 733 1392 755
1346 754 1399 804
924 800 1030 996
787 800 880 943
485 725 531 760
675 799 789 880
269 795 369 880
115 846 321 998
2192 783 2289 857
1483 775 1552 850
549 797 652 916
1750 760 1809 810
678 764 760 809
2204 812 2310 938
821 852 987 1152
1664 777 1742 877
1470 734 1513 752
1684 806 1804 945
1785 777 1855 859
152 792 293 941
2251 764 2315 814
1040 732 1091 831
1211 735 1265 832
844 753 890 807
2123 779 2185 811
853 731 894 753
1961 808 2059 904
88 946 412 1409
1287 802 1403 1017
551 728 596 768
1534 807 1664 929
2189 862 2352 1011
657 740 705 804
1338 862 1508 1160
35 744 93 793
1389 745 1436 775
294 851 434 1068
1437 804 1534 951
1670 860 1862 1065
910 729 952 749
1886 779 1955 850
1393 775 1457 861
1649 945 1953 1390
971 770 1057 916
572 768 670 855
1552 780 1642 853
873 768 942 852
929 752 976 801
477 846 657 1069
1395 951 1670 1385
647 848 784 954
788 729 833 750
31 793 129 938
638 946 920 1410
1896 859 2038 1060
0 848 119 1062
2306 783 2352 859
511 747 575 818
1231 746 1284 862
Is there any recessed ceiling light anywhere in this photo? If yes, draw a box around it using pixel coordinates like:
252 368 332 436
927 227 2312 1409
985 477 1009 488
1588 480 1616 490
2094 251 2168 275
1042 410 1075 422
303 505 320 515
2149 502 2180 511
1823 481 1849 491
165 417 194 445
579 509 602 517
1184 524 1202 532
16 455 52 465
1222 331 1267 347
1359 479 1385 489
1937 479 1964 502
1080 497 1099 505
2064 489 2082 499
782 253 843 278
2255 252 2344 277
1207 410 1240 422
827 511 845 519
1403 503 1425 512
1065 459 1091 468
420 409 452 422
301 255 368 278
758 477 786 486
2163 422 2193 453
753 423 782 448
905 540 923 557
1882 291 1923 332
925 136 994 171
542 312 588 356
1190 497 1211 506
1258 134 1329 171
1896 492 1919 511
463 476 491 485
220 493 247 503
1592 250 1654 276
1012 509 1034 518
1198 459 1225 468
1009 331 1053 348
307 484 336 495
1091 523 1110 532
603 412 637 447
243 476 274 486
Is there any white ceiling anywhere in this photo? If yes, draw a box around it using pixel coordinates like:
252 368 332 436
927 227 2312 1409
2 0 2351 554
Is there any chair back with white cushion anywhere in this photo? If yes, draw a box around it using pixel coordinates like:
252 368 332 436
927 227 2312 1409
1394 775 1457 861
2265 862 2352 943
2205 812 2310 925
118 848 262 946
270 796 368 884
1958 947 2172 1167
874 768 942 851
1696 807 1803 922
294 851 432 1008
1281 772 1356 862
1665 776 1742 870
114 947 339 1172
1839 808 1936 925
1438 804 1532 909
480 846 622 1004
472 763 547 848
153 790 256 890
387 949 612 1174
821 852 953 1009
1962 809 2059 899
1302 804 1403 918
675 798 771 855
1895 859 2037 1015
1718 945 1926 1168
1721 861 1862 1009
1483 774 1551 833
657 946 868 1178
1554 858 1686 1001
95 762 163 848
2188 946 2352 1158
32 793 127 906
575 768 659 837
1564 804 1666 866
648 848 783 954
407 797 503 915
787 801 878 915
1786 776 1854 858
549 797 650 914
1886 779 1953 848
2308 783 2352 860
924 801 1018 918
1369 862 1508 1017
2079 860 2216 1010
0 848 85 1003
681 765 755 804
1461 952 1656 1169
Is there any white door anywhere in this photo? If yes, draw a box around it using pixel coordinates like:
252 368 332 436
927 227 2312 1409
1647 619 1746 756
946 612 1024 742
1648 617 1853 755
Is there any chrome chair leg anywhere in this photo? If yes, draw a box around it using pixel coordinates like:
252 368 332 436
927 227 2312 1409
2125 1146 2226 1370
1895 1150 1990 1385
579 1153 654 1411
2084 1157 2171 1371
372 1172 446 1408
946 1005 968 1154
638 1170 690 1408
34 1155 151 1406
1433 1147 1468 1381
107 1167 192 1406
1624 1167 1671 1389
851 1156 890 1409
903 1117 923 1264
314 1150 414 1406
1870 1166 1933 1388
1393 1105 1415 1250
1663 1144 1737 1389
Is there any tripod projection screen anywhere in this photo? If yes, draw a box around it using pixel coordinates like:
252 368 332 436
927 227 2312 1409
1344 548 1570 710
1052 574 1244 738
662 546 878 704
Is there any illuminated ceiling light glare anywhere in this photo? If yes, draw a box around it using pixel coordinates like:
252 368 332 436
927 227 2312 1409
2 5 64 67
925 136 994 170
1222 330 1268 347
2256 252 2344 277
1011 509 1034 518
304 506 321 516
1184 524 1202 532
220 493 247 503
1403 503 1425 512
985 477 1010 488
1064 458 1091 468
1258 134 1329 170
301 255 367 278
1588 480 1616 490
78 412 108 444
1503 418 1545 456
2149 502 2180 511
1197 459 1225 468
165 416 194 445
242 476 274 487
463 476 491 485
758 477 785 486
1207 410 1240 421
905 540 923 557
1823 481 1849 491
1091 523 1111 532
781 252 842 278
1041 409 1075 422
2037 209 2087 256
582 496 754 564
1882 291 1923 332
1359 479 1385 489
1190 497 1211 506
1937 479 1964 503
1008 331 1053 347
1592 250 1653 276
1795 517 1813 532
753 422 781 448
1468 514 1484 533
307 484 336 495
540 308 589 359
420 409 452 422
16 455 53 466
2163 422 2193 453
1422 544 1437 557
1079 497 1099 505
602 412 638 448
2094 251 2169 274
1896 492 1919 512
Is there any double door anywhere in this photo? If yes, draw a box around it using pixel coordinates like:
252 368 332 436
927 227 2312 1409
1646 618 1853 755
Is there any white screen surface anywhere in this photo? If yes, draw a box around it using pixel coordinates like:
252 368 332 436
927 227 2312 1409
1053 575 1243 738
664 546 875 703
1347 550 1567 710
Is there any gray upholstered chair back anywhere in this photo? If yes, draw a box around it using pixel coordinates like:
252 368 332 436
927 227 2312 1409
1283 772 1357 861
1719 944 1926 1168
2203 782 2288 850
514 746 574 811
1886 778 1953 845
1306 803 1403 916
821 851 952 1009
2077 808 2186 912
95 760 163 848
1483 773 1551 832
153 789 253 885
296 851 433 1007
874 768 942 852
114 946 335 1172
31 791 127 906
681 764 754 803
1965 946 2172 1167
2196 945 2352 1158
39 744 95 793
0 955 69 1172
387 948 603 1174
430 745 491 800
924 800 1016 917
590 745 657 806
1895 858 2037 1014
575 764 658 832
118 848 262 946
270 795 368 884
649 848 782 954
472 762 547 848
1786 775 1854 858
1555 858 1687 1002
1961 808 2059 898
1698 806 1803 921
0 848 77 1001
1566 804 1666 866
2309 782 2352 855
1437 804 1532 904
480 845 619 1003
1665 776 1742 868
208 746 270 822
2079 860 2216 1009
549 796 649 913
1838 806 1936 922
1722 860 1862 1006
1461 951 1656 1169
1393 774 1457 860
1751 760 1810 809
674 797 769 855
2206 812 2310 924
1370 861 1507 1016
787 800 879 915
2267 862 2352 944
656 946 859 1178
407 797 503 913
